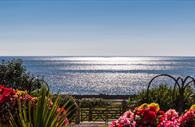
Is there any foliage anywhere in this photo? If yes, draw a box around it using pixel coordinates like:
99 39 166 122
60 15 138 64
0 85 74 127
128 85 195 111
0 59 42 92
53 95 78 121
9 87 70 127
109 103 195 127
79 98 111 108
0 85 37 124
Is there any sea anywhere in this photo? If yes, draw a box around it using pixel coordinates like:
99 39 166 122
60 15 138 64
0 56 195 95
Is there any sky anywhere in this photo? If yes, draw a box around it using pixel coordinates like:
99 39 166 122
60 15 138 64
0 0 195 56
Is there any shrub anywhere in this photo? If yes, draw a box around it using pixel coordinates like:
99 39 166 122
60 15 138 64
79 98 111 108
129 85 195 112
0 59 42 92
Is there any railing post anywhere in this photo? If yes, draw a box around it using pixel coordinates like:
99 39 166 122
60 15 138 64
88 106 93 121
121 100 127 113
105 107 109 125
75 101 80 124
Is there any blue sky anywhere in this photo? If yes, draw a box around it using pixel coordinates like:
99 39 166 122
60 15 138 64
0 0 195 56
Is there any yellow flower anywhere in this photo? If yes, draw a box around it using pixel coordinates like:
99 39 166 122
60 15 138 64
190 104 195 110
148 103 160 112
138 103 148 109
16 90 27 96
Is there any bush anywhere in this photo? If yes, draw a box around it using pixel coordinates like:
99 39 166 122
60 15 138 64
128 85 195 111
79 98 111 108
0 59 42 91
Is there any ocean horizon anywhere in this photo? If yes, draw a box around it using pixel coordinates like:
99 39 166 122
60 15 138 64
1 56 195 95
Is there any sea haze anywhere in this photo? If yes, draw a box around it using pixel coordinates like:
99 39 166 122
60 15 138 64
0 56 195 95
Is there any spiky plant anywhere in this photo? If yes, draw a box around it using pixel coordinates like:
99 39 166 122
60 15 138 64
9 88 76 127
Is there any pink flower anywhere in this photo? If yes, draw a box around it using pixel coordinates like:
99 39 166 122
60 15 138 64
158 109 180 127
123 110 134 120
164 109 179 120
64 118 69 125
109 110 136 127
158 120 180 127
179 109 195 127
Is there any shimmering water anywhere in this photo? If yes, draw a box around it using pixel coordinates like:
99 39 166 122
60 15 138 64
1 56 195 95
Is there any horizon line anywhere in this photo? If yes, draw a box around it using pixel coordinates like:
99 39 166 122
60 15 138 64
0 55 195 57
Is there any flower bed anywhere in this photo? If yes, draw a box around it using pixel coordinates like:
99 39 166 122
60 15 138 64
0 85 69 126
0 85 37 123
110 103 195 127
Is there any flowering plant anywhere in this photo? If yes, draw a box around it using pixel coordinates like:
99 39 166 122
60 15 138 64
179 109 195 127
0 85 37 123
157 109 180 127
110 103 195 127
134 103 163 127
110 103 163 127
0 85 70 126
109 110 136 127
190 104 195 110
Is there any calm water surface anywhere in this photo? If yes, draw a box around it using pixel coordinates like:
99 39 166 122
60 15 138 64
1 56 195 95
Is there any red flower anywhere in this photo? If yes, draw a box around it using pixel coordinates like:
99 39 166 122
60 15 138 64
0 85 4 88
142 110 157 124
0 96 5 104
159 110 165 115
149 106 158 113
0 86 15 104
3 88 15 96
0 85 5 93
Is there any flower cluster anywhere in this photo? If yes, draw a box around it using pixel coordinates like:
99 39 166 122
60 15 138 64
57 107 69 126
179 109 195 127
0 85 16 104
110 103 195 127
0 85 69 126
110 110 136 127
134 103 163 127
110 103 162 127
15 89 37 103
0 85 37 123
157 109 180 127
